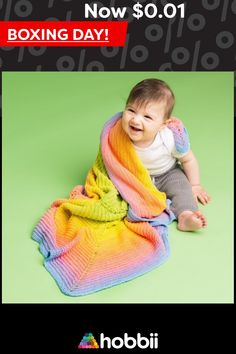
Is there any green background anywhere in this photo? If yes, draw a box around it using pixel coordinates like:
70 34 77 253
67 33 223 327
2 72 234 303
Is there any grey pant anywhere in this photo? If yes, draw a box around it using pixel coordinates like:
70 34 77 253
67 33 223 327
151 163 198 218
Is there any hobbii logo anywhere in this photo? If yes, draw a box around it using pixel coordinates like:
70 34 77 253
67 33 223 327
78 332 159 350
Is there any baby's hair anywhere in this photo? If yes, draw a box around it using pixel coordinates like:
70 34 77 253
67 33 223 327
126 78 175 119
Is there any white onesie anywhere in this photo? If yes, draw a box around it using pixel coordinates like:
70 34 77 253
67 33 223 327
133 126 190 176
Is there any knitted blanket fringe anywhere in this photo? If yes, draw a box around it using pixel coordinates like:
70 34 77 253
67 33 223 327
32 112 189 296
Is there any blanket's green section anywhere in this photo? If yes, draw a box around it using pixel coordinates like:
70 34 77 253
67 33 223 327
64 149 128 222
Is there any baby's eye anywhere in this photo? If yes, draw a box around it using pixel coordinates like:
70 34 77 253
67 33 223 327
144 115 152 120
127 108 135 113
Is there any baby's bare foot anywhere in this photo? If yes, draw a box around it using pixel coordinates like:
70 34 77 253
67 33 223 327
177 211 207 231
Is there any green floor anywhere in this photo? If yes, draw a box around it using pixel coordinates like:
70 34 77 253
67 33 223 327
2 72 234 303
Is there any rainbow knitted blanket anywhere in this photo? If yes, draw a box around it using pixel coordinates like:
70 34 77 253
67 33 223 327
32 113 189 296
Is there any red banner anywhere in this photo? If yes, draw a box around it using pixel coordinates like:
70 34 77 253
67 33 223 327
0 21 128 47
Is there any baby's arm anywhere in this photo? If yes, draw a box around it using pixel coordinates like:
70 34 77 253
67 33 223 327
178 150 211 205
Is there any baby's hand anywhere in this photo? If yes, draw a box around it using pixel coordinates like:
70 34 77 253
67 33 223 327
192 185 211 205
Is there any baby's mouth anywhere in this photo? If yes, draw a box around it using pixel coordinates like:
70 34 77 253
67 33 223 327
129 125 143 132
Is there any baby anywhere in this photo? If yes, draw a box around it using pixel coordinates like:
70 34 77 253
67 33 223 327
121 78 211 231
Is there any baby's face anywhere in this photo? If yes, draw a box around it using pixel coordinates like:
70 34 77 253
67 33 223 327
122 100 166 148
